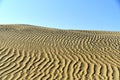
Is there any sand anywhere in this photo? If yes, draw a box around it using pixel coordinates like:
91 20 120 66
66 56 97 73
0 24 119 80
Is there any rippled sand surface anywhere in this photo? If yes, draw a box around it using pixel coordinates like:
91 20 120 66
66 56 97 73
0 24 120 80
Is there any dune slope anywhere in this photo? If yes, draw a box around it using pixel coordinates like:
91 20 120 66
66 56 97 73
0 24 120 80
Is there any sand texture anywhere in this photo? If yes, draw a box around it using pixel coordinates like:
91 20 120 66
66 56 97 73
0 24 120 80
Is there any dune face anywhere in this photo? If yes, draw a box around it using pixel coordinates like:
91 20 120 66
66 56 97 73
0 24 120 80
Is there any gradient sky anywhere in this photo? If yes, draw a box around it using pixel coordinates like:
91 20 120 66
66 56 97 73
0 0 120 31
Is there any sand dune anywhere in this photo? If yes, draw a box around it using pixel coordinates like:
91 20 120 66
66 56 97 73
0 24 120 80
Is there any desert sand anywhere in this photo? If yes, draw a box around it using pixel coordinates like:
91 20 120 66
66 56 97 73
0 24 119 80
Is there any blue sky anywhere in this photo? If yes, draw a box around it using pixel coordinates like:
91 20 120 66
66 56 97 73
0 0 120 31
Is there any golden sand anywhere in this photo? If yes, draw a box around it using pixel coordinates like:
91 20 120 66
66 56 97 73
0 24 120 80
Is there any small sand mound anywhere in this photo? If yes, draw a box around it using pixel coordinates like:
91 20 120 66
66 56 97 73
0 24 120 80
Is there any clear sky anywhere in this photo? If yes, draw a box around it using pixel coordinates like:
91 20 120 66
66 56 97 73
0 0 120 31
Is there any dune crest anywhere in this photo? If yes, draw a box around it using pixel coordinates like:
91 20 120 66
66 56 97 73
0 24 120 80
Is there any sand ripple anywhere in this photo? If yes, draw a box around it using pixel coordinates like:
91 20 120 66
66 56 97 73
0 24 120 80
